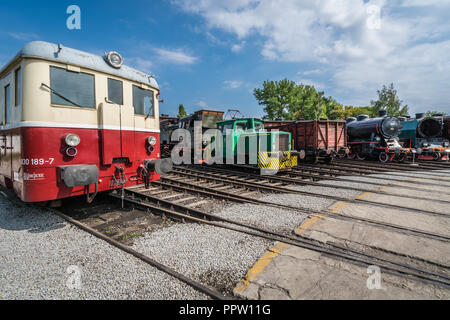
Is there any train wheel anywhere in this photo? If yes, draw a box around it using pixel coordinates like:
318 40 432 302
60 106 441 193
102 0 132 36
396 153 406 162
312 155 319 164
347 153 356 159
379 152 389 163
356 153 366 161
433 152 441 161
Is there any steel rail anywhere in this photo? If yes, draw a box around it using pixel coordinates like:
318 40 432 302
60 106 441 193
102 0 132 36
333 160 450 179
147 178 450 243
172 167 450 219
283 168 450 196
113 189 450 289
299 163 450 186
0 191 226 300
190 165 450 205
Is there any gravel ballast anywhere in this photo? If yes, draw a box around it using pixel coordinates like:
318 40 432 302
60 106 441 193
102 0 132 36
132 224 271 296
0 197 206 300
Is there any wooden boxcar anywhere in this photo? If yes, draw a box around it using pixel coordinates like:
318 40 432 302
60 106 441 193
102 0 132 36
265 120 348 163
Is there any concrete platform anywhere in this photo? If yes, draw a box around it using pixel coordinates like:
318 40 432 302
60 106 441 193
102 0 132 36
234 171 450 300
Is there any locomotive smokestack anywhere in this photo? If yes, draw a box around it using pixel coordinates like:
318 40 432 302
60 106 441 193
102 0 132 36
378 110 387 117
416 113 425 119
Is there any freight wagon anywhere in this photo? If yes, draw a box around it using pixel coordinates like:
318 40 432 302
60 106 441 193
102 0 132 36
265 120 348 163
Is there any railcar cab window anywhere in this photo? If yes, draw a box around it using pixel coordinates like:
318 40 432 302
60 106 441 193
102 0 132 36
254 122 263 131
50 67 95 108
4 84 10 124
220 123 233 135
235 122 248 133
15 67 22 106
132 85 154 117
107 78 123 105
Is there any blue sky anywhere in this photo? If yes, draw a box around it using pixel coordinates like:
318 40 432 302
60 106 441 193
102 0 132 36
1 0 449 117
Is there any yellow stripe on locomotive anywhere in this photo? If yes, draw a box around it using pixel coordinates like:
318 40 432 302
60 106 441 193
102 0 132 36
257 151 298 170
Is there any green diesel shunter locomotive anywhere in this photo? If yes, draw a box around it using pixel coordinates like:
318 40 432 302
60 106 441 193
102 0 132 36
214 118 298 170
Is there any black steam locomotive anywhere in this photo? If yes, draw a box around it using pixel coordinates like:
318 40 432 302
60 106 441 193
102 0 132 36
346 110 411 162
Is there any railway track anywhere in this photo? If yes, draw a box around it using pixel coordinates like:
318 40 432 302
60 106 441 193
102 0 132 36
112 186 450 290
151 173 450 243
52 208 227 300
333 159 450 179
6 192 228 300
293 163 450 188
287 166 450 195
308 165 450 187
214 165 450 199
171 166 450 218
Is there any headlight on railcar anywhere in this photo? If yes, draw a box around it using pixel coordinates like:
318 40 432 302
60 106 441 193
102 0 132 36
443 141 449 147
147 136 157 146
65 134 81 147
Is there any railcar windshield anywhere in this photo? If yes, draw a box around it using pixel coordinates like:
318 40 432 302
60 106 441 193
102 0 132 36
4 84 10 124
219 123 233 135
254 121 264 131
50 67 95 108
132 85 154 117
108 78 123 105
235 122 248 133
15 67 21 106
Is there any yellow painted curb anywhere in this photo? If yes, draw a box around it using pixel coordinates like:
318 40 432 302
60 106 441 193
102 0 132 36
234 242 288 293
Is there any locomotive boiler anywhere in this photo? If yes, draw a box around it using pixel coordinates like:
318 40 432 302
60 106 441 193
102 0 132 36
346 111 411 162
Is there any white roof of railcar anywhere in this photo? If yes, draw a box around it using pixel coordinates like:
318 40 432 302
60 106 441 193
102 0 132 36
0 41 159 89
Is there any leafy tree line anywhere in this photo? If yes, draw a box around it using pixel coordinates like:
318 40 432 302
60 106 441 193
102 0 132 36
253 79 419 120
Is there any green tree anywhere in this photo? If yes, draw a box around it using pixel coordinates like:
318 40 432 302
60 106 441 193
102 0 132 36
253 79 301 120
370 83 408 116
254 79 329 120
329 105 377 120
424 110 447 117
177 104 187 118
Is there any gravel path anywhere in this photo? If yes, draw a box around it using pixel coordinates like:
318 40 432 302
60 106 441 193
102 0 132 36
0 196 206 300
132 224 271 296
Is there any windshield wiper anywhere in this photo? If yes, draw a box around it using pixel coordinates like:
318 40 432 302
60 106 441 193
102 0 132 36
41 83 83 108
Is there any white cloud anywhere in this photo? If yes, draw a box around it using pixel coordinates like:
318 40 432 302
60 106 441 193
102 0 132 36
296 78 326 91
224 80 243 89
197 100 208 108
174 0 450 113
231 41 246 52
154 48 198 64
302 69 325 76
8 32 39 41
128 57 153 73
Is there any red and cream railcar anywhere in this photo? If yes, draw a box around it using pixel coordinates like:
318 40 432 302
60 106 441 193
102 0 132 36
0 41 170 203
